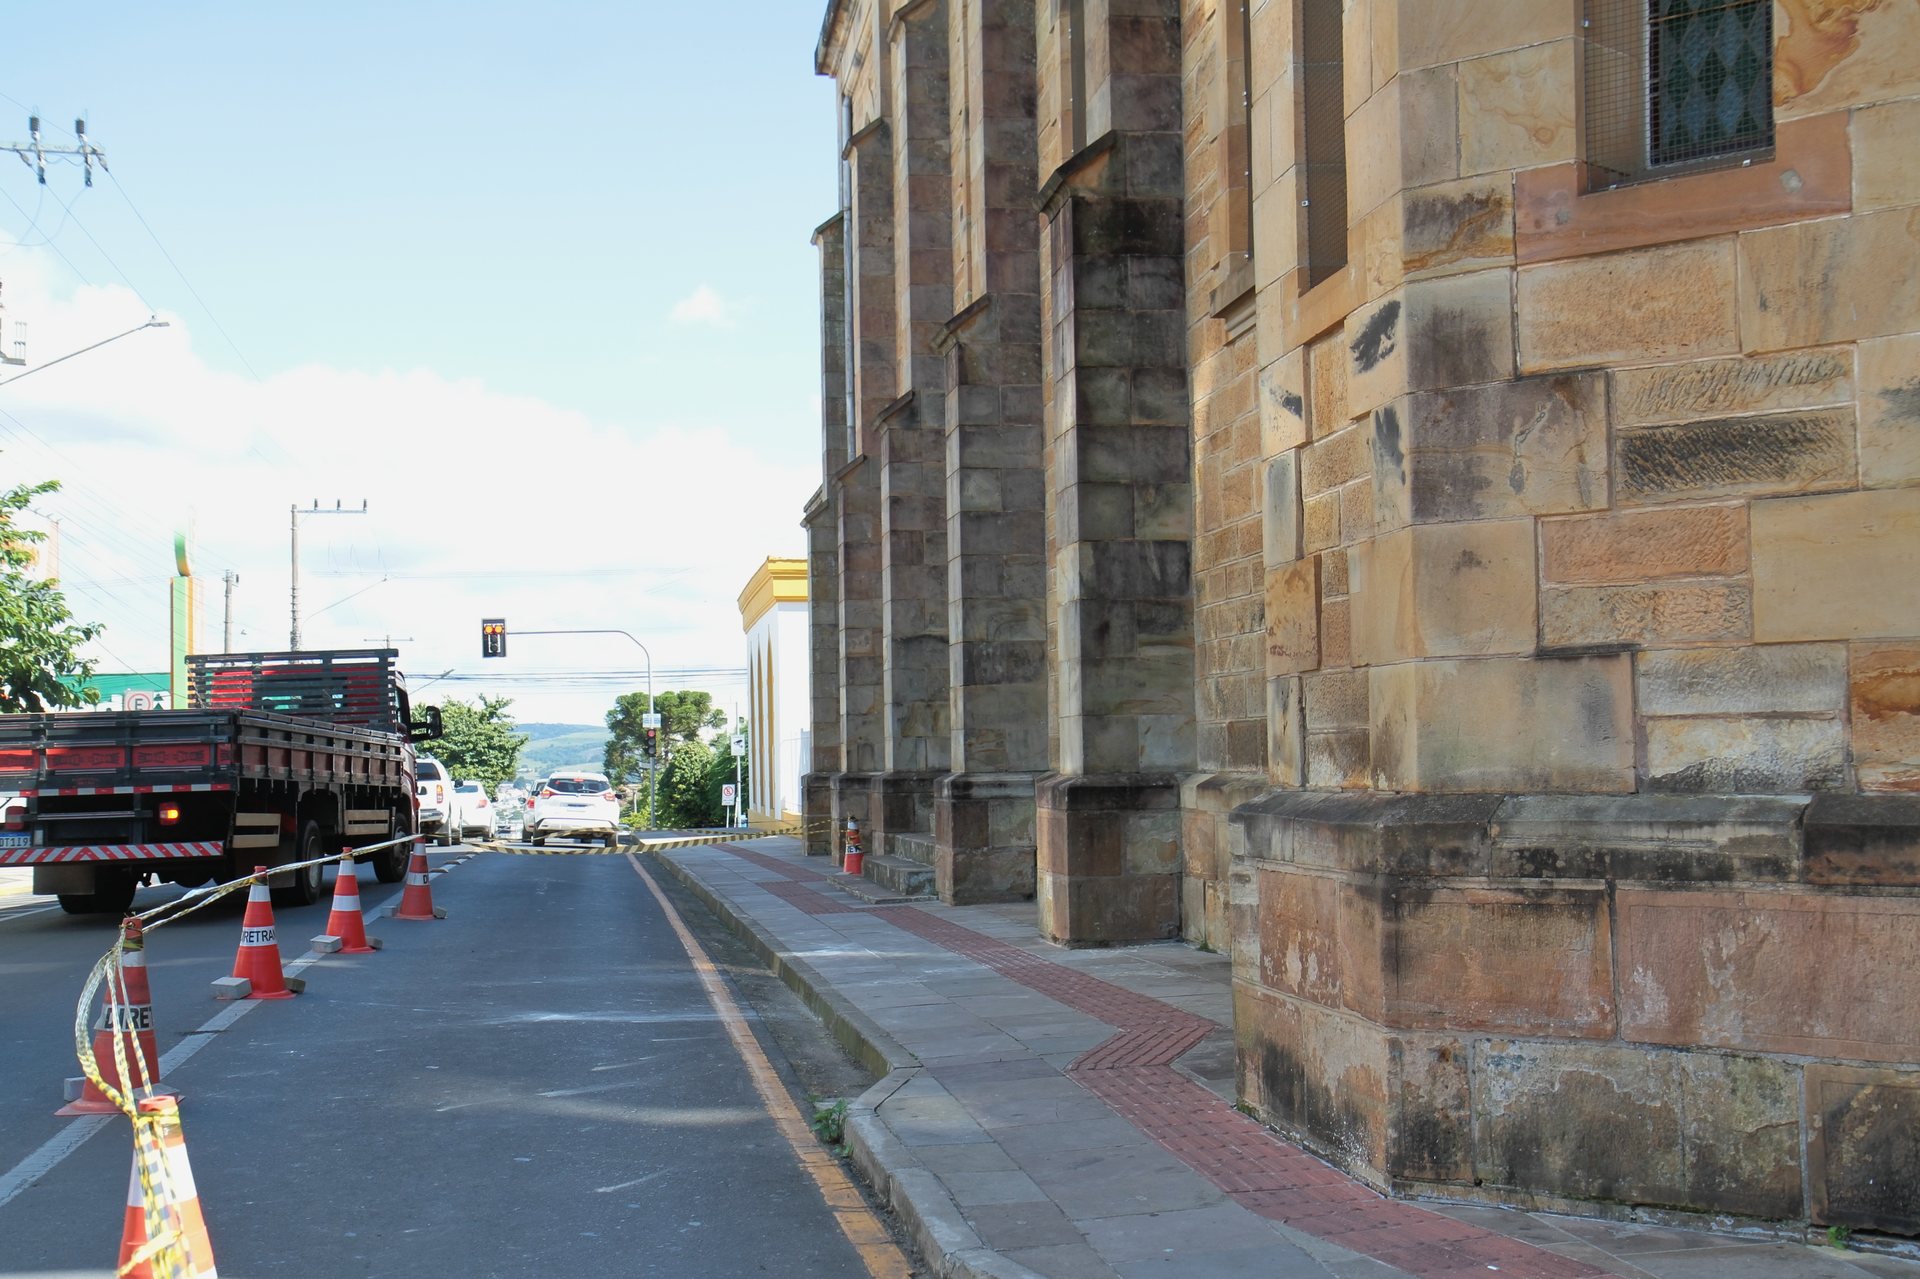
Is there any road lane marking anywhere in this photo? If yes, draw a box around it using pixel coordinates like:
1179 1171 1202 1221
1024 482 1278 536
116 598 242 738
0 878 410 1211
594 1170 668 1194
626 853 912 1279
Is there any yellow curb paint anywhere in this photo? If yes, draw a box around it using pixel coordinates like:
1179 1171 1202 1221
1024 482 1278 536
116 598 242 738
625 853 911 1279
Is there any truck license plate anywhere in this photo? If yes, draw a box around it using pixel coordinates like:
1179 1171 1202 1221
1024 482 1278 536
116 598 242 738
0 833 30 848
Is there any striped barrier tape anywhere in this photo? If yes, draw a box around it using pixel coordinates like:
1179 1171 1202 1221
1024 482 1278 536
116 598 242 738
469 821 835 857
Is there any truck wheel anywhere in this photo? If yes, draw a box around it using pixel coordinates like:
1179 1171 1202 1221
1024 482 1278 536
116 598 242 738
271 822 326 908
58 871 138 916
373 838 410 883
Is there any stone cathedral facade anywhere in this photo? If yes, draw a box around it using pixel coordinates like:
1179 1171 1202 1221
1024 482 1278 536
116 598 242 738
800 0 1919 1236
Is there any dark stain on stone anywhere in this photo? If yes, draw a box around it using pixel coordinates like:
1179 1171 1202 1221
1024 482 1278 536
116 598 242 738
1625 351 1849 420
1453 550 1486 571
1258 1041 1372 1169
1818 1078 1920 1234
1280 390 1305 419
1350 300 1400 374
1879 378 1920 422
1617 412 1852 498
1481 1062 1685 1206
1372 404 1406 484
1403 188 1507 271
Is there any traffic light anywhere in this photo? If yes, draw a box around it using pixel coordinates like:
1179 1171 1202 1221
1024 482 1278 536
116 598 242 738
644 727 658 759
481 619 507 658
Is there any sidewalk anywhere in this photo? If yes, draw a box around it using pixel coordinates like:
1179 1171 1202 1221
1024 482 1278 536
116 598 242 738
656 837 1919 1279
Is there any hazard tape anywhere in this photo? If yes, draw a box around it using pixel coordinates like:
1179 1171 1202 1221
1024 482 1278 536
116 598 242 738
470 821 834 857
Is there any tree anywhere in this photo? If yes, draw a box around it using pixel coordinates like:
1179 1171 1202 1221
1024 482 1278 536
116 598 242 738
604 688 726 783
655 737 722 829
424 695 528 790
0 474 102 712
703 719 750 823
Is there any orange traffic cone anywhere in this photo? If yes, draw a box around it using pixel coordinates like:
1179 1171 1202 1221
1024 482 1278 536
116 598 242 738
60 917 177 1116
230 868 295 999
318 855 380 954
392 844 444 920
119 1095 218 1279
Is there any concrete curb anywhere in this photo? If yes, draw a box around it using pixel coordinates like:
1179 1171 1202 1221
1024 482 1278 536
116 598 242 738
651 848 1046 1279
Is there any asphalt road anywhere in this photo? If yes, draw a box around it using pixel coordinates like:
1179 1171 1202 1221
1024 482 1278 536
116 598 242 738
0 844 891 1278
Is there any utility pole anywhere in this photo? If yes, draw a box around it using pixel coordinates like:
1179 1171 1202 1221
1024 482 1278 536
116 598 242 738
289 499 368 651
2 115 106 187
222 570 239 652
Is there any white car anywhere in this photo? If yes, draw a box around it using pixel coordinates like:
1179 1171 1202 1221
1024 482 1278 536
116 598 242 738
450 781 493 842
416 756 452 844
525 770 621 847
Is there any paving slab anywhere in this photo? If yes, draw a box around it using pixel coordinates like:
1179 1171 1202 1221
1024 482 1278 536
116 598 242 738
658 838 1920 1279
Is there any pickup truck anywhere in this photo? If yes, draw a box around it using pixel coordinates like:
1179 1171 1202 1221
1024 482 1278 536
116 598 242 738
0 649 441 916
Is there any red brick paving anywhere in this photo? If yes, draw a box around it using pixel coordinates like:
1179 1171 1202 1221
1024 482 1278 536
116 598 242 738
704 844 1614 1279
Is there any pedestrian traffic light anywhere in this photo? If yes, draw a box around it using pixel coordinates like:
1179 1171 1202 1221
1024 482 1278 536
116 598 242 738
481 619 507 658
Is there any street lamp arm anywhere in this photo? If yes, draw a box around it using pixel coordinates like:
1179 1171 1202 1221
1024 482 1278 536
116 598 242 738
0 317 170 388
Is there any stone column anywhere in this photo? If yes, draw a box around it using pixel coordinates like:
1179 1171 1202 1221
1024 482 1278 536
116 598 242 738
1035 0 1196 944
802 216 849 858
932 0 1048 904
869 0 956 862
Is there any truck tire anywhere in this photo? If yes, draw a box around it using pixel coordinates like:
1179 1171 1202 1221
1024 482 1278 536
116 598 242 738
57 870 138 916
271 821 326 908
373 836 410 883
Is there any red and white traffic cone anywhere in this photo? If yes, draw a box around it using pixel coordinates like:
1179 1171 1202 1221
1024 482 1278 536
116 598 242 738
842 817 864 876
60 917 176 1116
392 844 444 920
229 868 296 999
314 854 380 954
119 1095 218 1279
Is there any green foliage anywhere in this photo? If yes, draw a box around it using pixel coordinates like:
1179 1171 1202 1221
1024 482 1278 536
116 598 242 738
425 695 528 790
702 721 749 823
0 473 102 713
809 1097 850 1154
655 737 720 829
1828 1225 1853 1250
603 689 726 783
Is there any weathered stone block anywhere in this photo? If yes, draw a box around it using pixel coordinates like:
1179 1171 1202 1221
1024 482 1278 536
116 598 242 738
1618 887 1920 1062
1268 676 1304 786
1518 239 1739 373
1304 668 1368 732
1302 489 1340 553
1859 332 1920 489
1806 1063 1920 1236
1305 731 1370 790
1805 793 1920 886
1387 887 1613 1037
1388 1033 1473 1185
1615 409 1856 504
1264 559 1320 676
1346 270 1515 420
1646 716 1847 794
1301 423 1370 498
1370 656 1634 793
1258 349 1308 456
1235 981 1389 1174
1488 793 1808 883
1775 0 1920 120
1612 347 1852 428
1473 1041 1802 1218
1400 174 1514 281
1853 642 1920 794
1752 487 1920 641
1456 39 1576 176
1350 519 1537 663
1396 1 1577 71
1307 329 1350 440
1373 375 1607 529
1636 644 1847 717
1853 97 1920 213
1740 205 1920 350
1263 451 1302 571
1254 864 1355 1012
1541 581 1750 648
1541 505 1748 584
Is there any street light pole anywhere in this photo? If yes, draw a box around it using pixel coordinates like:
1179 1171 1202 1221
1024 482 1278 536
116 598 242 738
289 499 368 650
513 629 654 824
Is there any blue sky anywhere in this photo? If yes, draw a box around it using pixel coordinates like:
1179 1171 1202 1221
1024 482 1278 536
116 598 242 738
1 3 840 724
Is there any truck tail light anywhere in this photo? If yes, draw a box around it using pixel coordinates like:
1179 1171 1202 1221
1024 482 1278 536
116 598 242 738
158 803 182 826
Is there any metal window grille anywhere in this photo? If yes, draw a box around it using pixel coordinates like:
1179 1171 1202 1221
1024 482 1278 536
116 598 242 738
1584 0 1773 187
1299 0 1347 287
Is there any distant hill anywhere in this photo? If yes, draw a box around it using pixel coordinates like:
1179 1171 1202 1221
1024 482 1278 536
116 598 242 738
516 722 611 783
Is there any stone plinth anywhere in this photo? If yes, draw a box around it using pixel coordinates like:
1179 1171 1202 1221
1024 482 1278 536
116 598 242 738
868 771 942 862
1229 789 1920 1228
934 772 1038 904
1037 773 1183 945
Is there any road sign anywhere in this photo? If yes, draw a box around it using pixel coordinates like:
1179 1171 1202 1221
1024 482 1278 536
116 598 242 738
731 735 746 757
481 619 507 658
641 712 662 729
721 783 737 806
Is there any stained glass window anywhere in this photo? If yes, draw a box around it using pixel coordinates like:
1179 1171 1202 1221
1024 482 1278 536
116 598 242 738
1647 0 1773 168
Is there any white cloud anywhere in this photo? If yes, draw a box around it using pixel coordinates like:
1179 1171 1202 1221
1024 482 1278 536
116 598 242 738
0 257 812 725
667 284 735 328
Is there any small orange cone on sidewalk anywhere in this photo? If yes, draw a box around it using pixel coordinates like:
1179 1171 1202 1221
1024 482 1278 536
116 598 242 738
392 843 445 920
315 854 381 954
59 917 177 1116
843 817 864 876
230 868 296 999
119 1095 218 1279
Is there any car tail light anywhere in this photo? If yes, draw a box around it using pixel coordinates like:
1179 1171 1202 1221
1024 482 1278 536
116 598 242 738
435 784 445 803
158 803 182 826
603 790 617 802
541 788 556 799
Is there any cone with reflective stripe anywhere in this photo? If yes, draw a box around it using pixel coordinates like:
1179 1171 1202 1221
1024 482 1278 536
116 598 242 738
392 845 443 920
119 1095 218 1279
320 855 380 953
230 868 295 999
59 917 176 1116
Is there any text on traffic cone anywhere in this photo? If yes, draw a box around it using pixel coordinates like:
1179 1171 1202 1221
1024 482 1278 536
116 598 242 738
229 868 295 999
61 917 178 1116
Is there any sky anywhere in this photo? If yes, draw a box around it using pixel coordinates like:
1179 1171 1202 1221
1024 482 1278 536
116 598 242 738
0 2 838 726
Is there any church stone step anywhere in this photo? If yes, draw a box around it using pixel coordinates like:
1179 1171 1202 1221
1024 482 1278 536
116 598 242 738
888 832 938 867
